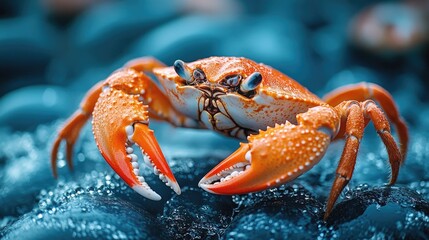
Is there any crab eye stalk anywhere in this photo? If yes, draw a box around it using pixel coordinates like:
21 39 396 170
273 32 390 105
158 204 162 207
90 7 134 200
239 72 262 96
174 60 193 84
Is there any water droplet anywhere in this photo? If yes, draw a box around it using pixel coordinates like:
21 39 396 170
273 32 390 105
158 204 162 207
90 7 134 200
57 159 66 168
75 187 84 195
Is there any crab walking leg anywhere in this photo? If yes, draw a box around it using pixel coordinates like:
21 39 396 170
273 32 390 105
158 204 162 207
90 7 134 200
324 102 364 220
125 57 166 73
199 106 340 195
51 81 103 177
363 100 402 184
323 82 408 159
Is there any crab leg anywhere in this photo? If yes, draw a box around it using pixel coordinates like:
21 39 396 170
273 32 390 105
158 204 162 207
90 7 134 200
323 82 408 159
51 81 103 177
324 102 364 220
324 100 402 219
199 106 340 194
125 57 167 73
362 100 401 183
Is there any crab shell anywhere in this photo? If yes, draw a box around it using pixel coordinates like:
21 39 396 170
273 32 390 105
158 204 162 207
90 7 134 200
153 57 324 138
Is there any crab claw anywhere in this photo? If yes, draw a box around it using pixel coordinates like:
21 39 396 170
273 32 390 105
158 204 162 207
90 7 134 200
199 121 332 194
93 86 180 201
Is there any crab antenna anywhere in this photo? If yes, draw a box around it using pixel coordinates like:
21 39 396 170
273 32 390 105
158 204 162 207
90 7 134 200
240 72 262 93
174 60 193 83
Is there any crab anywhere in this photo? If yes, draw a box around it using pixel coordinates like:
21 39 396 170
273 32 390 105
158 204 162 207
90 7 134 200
51 56 408 219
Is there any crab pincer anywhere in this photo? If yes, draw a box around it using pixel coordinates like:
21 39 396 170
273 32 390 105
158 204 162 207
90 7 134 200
199 107 336 195
92 70 181 200
52 67 181 200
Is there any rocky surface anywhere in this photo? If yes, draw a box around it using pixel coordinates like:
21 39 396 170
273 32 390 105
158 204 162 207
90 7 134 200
1 122 429 239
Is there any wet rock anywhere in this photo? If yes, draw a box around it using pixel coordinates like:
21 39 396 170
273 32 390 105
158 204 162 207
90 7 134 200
226 185 325 239
2 107 429 239
160 187 234 240
327 186 429 239
0 123 111 216
0 126 58 216
1 193 159 240
410 180 429 201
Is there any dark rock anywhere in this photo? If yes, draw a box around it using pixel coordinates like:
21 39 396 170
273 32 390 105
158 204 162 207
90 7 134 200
1 194 159 240
225 185 325 239
327 186 429 239
160 187 234 240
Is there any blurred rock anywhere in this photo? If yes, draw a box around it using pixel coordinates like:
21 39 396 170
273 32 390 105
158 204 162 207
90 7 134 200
126 15 240 64
217 16 313 84
41 0 108 16
0 17 56 95
179 0 243 16
349 2 428 56
322 66 380 95
0 86 71 130
69 0 179 63
0 122 106 216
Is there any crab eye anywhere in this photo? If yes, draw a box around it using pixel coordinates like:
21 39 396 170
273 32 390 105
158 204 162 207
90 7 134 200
222 75 242 87
193 69 206 83
239 72 262 98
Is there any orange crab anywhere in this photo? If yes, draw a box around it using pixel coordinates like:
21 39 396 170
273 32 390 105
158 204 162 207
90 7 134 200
51 57 408 219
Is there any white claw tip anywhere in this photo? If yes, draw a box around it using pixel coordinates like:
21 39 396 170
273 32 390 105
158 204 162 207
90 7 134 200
132 185 161 201
198 182 215 194
173 183 181 195
168 179 181 195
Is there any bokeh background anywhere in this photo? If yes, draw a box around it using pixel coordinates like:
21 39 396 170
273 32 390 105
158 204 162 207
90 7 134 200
1 0 429 239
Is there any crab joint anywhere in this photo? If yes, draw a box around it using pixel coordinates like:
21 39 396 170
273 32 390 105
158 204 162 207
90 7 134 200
174 60 193 84
240 72 262 93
